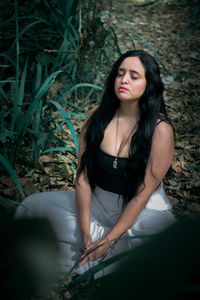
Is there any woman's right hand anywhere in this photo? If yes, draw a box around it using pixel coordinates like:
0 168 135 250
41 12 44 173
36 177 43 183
83 235 92 251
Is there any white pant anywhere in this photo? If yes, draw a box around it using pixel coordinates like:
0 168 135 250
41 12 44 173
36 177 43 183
15 186 175 276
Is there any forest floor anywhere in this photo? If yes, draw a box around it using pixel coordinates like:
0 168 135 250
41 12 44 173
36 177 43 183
109 0 200 217
1 0 200 299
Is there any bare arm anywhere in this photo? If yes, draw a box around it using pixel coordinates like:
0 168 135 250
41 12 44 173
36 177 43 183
75 108 97 248
106 121 174 241
75 173 91 246
79 121 174 264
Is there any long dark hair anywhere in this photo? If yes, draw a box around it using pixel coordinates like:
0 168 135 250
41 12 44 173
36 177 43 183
77 50 171 206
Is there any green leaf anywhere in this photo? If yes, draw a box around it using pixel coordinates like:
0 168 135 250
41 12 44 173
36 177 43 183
0 53 17 69
36 53 50 66
63 235 152 287
49 100 79 154
17 70 62 138
0 197 21 207
0 85 8 102
0 129 15 144
131 28 168 74
15 58 28 130
42 147 75 154
33 100 43 166
132 0 161 7
0 154 25 198
60 83 103 101
110 27 122 56
19 20 49 39
34 63 42 92
34 70 62 102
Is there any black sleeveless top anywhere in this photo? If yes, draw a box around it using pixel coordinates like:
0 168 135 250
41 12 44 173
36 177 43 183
95 148 129 194
94 119 165 195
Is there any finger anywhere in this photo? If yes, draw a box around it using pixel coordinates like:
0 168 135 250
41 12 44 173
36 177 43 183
79 241 104 266
80 251 88 259
79 253 91 266
82 246 87 251
83 237 92 247
84 241 90 247
85 239 92 246
79 246 98 266
80 246 94 259
84 243 96 252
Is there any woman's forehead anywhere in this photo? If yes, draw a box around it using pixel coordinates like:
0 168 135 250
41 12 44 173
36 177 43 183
119 57 145 75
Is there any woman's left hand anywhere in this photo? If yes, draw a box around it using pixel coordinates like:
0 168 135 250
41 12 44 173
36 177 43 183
78 238 110 266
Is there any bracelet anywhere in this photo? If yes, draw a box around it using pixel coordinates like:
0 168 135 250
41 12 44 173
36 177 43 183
107 238 112 248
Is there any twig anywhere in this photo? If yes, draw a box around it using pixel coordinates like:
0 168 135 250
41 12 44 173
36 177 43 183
79 0 83 48
43 49 78 53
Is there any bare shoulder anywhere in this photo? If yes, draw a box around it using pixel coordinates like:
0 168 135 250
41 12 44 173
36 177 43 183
152 121 174 154
154 121 174 139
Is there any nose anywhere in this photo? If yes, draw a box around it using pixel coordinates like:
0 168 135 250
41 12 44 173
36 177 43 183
121 73 128 84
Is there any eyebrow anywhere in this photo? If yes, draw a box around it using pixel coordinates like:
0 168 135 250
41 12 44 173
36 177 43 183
118 68 141 75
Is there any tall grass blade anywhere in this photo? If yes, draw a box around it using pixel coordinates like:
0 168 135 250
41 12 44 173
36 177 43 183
42 146 75 154
128 34 136 49
19 20 49 39
60 83 103 101
42 128 54 154
62 112 85 118
15 0 20 97
72 60 78 82
64 249 133 289
33 101 42 135
0 54 17 69
11 81 18 132
131 28 168 74
16 70 61 144
110 27 122 56
49 100 79 154
64 0 75 22
16 58 28 128
34 70 62 102
133 0 161 7
0 154 25 198
35 63 42 92
67 101 85 112
33 100 43 166
0 197 21 207
0 86 8 102
0 107 15 148
52 32 68 71
8 20 50 57
63 235 152 287
69 21 80 42
0 79 16 84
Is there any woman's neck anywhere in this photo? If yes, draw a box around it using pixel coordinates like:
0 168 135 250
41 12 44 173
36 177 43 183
119 101 140 121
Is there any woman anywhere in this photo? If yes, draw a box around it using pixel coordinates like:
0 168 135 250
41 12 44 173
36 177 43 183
15 50 175 275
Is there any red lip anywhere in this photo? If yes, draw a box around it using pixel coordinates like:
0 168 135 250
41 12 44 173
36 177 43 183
119 87 128 92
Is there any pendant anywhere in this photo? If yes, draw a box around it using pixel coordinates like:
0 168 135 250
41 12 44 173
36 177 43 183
113 157 118 169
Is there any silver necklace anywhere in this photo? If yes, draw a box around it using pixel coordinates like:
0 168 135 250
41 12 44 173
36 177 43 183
113 110 138 169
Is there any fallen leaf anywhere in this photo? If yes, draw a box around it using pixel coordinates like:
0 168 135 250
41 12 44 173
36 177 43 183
39 155 53 163
171 161 182 173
